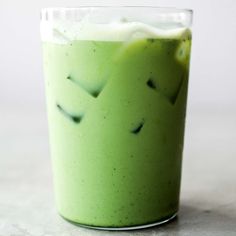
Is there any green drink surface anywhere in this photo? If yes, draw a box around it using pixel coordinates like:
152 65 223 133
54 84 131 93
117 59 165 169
43 32 191 227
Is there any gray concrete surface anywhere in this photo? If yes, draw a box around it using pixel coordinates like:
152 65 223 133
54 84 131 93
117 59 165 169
1 107 236 235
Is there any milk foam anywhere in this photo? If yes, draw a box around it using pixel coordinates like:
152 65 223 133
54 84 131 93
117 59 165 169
41 19 189 44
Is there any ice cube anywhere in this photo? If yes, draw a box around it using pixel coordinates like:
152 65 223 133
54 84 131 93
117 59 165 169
56 103 83 124
52 28 72 44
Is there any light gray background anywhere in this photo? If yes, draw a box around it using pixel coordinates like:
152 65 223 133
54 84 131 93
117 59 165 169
0 0 236 111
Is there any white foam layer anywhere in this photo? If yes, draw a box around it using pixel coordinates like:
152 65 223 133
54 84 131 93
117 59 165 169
41 20 189 44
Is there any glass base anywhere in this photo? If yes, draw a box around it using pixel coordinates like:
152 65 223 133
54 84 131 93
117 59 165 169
61 212 177 231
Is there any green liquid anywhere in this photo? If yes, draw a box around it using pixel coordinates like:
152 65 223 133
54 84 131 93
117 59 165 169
43 32 191 227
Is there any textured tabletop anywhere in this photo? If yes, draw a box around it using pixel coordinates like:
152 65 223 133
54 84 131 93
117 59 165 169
1 107 236 236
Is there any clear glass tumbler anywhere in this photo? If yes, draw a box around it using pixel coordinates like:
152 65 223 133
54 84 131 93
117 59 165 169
41 6 193 230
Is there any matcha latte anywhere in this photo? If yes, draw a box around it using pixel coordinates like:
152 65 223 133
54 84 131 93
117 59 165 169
41 7 192 230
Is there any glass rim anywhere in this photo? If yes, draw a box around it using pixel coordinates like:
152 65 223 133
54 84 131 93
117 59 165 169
41 6 193 42
41 6 193 15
